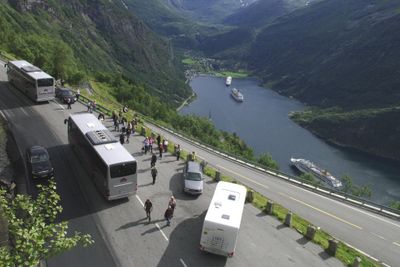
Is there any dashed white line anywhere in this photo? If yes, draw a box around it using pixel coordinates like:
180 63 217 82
370 232 385 240
180 258 188 267
135 195 169 242
393 241 400 247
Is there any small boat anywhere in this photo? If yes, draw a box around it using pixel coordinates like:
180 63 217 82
290 158 342 188
231 88 244 102
225 76 232 86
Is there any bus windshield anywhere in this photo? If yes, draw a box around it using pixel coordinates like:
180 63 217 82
37 78 54 87
110 162 137 178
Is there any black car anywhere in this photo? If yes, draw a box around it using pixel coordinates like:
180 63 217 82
55 87 77 104
26 146 54 179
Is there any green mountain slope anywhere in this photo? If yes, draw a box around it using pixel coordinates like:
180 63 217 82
247 0 400 109
224 0 319 27
0 0 190 105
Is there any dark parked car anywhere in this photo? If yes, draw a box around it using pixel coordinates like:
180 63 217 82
26 146 54 179
55 87 77 104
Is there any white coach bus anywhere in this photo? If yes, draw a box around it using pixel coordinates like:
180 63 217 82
200 181 247 257
7 60 55 102
67 113 137 200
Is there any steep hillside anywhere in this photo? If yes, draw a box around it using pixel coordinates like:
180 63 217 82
164 0 258 23
0 0 190 105
247 0 400 109
291 107 400 161
224 0 319 27
122 0 222 49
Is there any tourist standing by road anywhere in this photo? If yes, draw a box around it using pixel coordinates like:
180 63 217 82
144 199 153 223
175 144 181 161
164 206 173 226
66 98 72 109
151 166 158 185
158 144 163 159
163 139 169 152
76 88 80 101
156 134 161 148
119 132 125 145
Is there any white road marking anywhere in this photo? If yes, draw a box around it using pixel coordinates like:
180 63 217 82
279 192 362 230
217 164 269 189
135 195 169 242
370 232 385 240
382 262 392 267
180 258 188 267
393 241 400 247
155 223 169 242
19 107 28 116
0 110 7 120
285 180 400 229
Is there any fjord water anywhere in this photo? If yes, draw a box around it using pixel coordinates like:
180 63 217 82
180 75 400 205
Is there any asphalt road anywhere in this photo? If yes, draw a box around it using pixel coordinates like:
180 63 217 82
0 63 343 267
146 119 400 266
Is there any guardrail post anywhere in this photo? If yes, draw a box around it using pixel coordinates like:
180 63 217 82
246 190 254 203
327 239 339 256
284 211 292 227
305 225 317 240
215 171 221 182
265 201 274 215
351 257 362 267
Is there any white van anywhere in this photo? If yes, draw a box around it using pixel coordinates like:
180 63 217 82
200 181 247 257
183 161 204 195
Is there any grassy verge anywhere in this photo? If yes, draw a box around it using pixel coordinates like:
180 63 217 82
79 87 381 267
213 70 249 78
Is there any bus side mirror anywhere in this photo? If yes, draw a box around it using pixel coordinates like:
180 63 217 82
64 119 68 125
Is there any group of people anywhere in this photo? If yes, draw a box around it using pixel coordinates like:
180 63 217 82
144 196 176 226
114 110 138 145
87 100 97 113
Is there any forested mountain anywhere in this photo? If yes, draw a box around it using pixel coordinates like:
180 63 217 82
0 0 191 105
246 0 400 109
163 0 258 23
224 0 319 27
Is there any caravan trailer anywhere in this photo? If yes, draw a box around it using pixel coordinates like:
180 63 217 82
200 181 247 257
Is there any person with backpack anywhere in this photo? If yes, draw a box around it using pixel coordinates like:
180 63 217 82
168 196 176 213
119 132 125 145
151 153 157 168
144 199 153 223
151 166 158 185
164 206 173 226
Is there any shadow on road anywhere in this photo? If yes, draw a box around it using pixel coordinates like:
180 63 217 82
168 173 201 201
157 211 227 267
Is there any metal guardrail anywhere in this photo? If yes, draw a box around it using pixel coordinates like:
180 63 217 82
77 93 400 220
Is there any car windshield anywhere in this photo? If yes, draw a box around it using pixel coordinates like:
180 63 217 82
62 90 74 96
31 151 49 163
186 172 202 181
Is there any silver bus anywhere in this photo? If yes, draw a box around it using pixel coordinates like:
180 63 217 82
67 113 137 200
7 60 55 102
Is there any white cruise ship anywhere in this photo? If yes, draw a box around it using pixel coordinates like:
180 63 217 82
231 88 244 102
290 158 342 188
225 76 232 86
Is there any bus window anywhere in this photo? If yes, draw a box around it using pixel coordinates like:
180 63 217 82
37 78 54 87
110 162 137 178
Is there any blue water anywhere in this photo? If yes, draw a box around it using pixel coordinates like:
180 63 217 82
180 75 400 205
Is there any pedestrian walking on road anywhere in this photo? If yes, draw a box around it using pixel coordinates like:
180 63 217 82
76 88 80 101
158 145 163 159
164 206 173 226
119 132 125 145
144 199 153 222
151 153 157 168
163 139 169 153
156 134 161 148
151 166 158 185
168 196 176 213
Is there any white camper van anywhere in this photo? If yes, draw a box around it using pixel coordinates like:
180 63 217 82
200 181 247 257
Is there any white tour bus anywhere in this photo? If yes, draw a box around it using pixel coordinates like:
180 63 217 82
7 60 55 102
200 181 247 257
67 113 137 200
